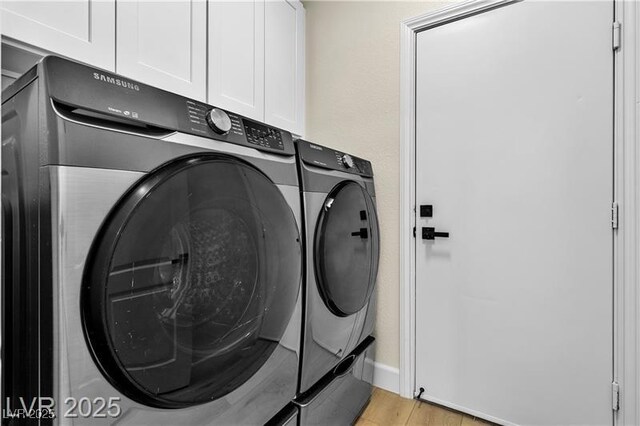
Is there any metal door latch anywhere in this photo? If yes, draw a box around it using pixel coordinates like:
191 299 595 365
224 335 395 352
422 227 449 240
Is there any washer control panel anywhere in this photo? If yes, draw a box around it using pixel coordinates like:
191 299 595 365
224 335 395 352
244 119 284 151
182 99 290 154
296 139 373 177
42 56 295 156
183 100 289 153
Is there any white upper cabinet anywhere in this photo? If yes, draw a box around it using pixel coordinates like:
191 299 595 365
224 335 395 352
0 1 115 70
208 0 305 135
208 0 265 121
116 0 207 101
264 0 304 136
1 0 305 134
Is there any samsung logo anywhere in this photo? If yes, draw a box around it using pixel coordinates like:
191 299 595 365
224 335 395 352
93 73 140 91
309 144 323 151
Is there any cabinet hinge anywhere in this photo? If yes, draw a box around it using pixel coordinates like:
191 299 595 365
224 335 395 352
413 227 416 238
612 202 619 229
612 381 620 411
613 22 621 51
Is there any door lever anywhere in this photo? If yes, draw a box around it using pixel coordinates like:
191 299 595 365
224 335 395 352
422 227 449 240
351 228 369 239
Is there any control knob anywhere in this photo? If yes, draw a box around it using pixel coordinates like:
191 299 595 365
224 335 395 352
341 154 355 169
206 108 232 134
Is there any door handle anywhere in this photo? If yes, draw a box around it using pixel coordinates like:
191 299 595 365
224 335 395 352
422 227 449 240
351 228 369 239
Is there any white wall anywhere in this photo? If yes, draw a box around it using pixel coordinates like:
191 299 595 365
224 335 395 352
304 1 446 374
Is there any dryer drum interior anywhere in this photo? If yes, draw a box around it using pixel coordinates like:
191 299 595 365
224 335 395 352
81 154 302 408
314 180 380 317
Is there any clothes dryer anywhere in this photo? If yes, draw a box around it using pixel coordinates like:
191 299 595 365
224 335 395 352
294 140 379 423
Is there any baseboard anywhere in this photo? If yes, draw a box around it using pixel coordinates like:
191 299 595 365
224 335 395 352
366 359 400 394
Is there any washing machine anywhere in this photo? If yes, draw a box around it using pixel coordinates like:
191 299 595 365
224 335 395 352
294 140 379 424
1 55 303 425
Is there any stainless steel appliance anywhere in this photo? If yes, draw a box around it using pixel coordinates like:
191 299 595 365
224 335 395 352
294 140 379 424
296 337 375 425
2 56 302 425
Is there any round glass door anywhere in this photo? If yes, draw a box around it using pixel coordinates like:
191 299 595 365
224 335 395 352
314 181 380 317
82 154 301 408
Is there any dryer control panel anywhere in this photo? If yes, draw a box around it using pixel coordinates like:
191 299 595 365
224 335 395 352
296 139 373 177
43 56 294 156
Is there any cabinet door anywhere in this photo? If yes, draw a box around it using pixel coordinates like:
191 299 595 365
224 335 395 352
1 1 115 70
264 0 304 136
208 0 265 121
117 1 207 101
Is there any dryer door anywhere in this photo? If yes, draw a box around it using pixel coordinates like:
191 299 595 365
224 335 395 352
82 154 301 408
314 181 380 317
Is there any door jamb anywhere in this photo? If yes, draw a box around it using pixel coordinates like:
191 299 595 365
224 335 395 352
398 2 639 425
613 1 639 425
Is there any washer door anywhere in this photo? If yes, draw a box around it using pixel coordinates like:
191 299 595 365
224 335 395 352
314 181 380 317
82 154 301 408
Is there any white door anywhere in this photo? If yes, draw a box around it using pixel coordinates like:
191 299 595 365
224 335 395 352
117 0 207 100
264 0 305 136
1 1 115 70
414 2 613 425
208 0 265 121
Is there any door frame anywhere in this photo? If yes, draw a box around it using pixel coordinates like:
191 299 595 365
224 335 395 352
398 1 640 425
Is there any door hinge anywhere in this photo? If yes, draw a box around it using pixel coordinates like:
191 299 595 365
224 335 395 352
612 202 619 229
612 381 620 411
613 21 621 51
413 226 416 238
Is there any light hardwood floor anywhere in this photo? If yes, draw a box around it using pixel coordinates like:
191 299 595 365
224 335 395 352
355 388 493 426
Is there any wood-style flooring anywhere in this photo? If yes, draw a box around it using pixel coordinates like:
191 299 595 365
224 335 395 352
355 388 494 426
